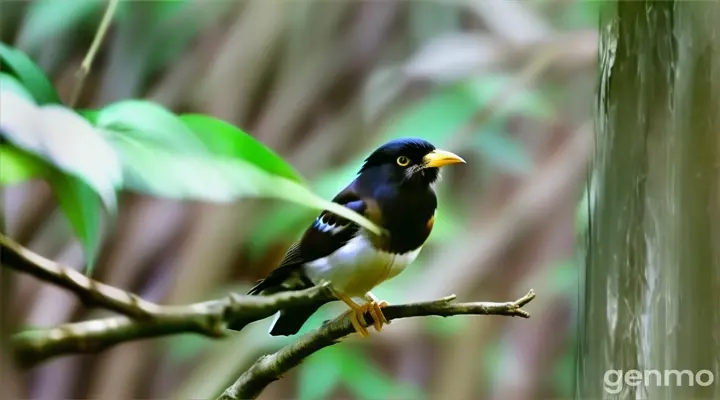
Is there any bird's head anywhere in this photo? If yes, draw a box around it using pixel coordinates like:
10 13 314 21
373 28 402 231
358 138 465 187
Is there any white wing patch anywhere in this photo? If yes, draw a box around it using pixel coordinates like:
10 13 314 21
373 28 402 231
268 311 282 334
313 215 350 235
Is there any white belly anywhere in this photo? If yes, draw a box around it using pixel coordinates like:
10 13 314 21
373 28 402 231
304 234 421 298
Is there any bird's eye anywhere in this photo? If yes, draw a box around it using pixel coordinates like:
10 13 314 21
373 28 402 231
396 156 410 166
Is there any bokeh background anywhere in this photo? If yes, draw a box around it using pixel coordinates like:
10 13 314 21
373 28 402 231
1 0 598 399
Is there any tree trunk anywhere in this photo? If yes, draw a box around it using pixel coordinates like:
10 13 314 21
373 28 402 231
578 1 720 399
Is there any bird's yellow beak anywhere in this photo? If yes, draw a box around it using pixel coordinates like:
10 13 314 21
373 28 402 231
423 149 466 168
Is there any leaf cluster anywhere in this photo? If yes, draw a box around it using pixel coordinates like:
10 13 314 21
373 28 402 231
0 43 381 274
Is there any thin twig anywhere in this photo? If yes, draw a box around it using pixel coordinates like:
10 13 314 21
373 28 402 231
217 290 536 400
69 0 120 106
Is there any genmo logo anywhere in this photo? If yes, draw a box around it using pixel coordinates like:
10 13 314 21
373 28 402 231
604 369 714 394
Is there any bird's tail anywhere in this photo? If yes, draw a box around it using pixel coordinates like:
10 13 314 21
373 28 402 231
267 303 326 336
236 265 331 336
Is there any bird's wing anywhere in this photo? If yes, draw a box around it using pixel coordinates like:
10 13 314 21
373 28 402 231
247 183 369 295
277 184 365 268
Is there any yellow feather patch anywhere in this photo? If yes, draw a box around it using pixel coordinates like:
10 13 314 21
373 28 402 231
426 214 435 232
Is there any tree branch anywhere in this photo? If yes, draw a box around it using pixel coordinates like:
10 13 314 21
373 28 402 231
10 284 335 368
217 290 536 400
1 234 166 318
2 232 535 386
1 233 335 367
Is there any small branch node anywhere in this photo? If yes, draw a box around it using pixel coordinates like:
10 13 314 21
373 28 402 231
438 294 457 303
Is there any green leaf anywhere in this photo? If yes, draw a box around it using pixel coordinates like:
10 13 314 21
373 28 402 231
180 114 304 182
95 100 205 153
0 92 118 270
78 109 99 124
108 137 383 235
0 145 51 185
16 0 101 52
0 42 60 104
94 101 379 234
108 136 259 202
298 347 344 400
98 104 303 182
0 92 122 211
0 72 36 102
50 173 103 274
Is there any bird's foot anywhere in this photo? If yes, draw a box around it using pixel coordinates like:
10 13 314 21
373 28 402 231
333 290 389 337
367 300 389 332
341 301 389 337
343 304 371 338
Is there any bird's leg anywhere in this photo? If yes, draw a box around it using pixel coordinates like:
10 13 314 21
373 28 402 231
332 291 371 338
364 292 390 332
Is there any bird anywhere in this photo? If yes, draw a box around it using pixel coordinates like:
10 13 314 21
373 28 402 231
245 138 465 337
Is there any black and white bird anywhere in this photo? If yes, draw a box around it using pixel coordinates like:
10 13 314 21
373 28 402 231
244 138 465 337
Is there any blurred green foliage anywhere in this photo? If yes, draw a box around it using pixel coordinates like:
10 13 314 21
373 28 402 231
0 72 36 102
16 0 102 53
49 173 104 270
298 346 423 400
0 42 381 273
0 42 60 104
0 145 48 185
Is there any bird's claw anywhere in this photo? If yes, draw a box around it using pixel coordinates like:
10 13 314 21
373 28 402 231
346 300 389 337
347 307 370 338
367 300 389 332
334 290 390 337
